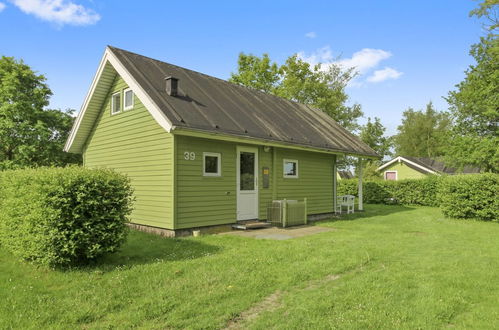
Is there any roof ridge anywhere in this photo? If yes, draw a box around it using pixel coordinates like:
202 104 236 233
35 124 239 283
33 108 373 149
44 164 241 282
107 45 328 114
105 46 379 158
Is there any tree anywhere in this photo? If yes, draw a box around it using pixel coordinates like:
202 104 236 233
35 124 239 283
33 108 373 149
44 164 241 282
470 0 499 31
359 117 392 160
0 56 81 169
229 53 281 94
444 0 498 172
230 53 363 132
349 117 392 180
393 102 451 158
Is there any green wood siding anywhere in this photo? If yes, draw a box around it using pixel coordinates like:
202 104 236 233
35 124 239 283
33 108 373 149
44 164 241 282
175 136 236 229
83 76 174 229
382 162 427 180
273 148 335 215
175 136 336 227
259 147 273 219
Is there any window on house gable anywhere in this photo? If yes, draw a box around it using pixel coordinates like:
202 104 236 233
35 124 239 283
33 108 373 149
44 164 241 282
124 88 134 110
203 152 221 176
283 159 298 178
111 92 121 114
385 171 397 181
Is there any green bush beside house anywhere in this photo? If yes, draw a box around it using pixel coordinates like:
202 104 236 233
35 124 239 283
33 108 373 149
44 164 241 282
338 174 498 221
0 167 134 267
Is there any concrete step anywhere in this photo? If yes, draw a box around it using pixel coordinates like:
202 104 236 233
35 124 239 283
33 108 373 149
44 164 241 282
232 221 272 230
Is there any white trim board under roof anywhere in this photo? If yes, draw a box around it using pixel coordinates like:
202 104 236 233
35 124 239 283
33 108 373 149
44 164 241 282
64 47 173 153
377 156 437 174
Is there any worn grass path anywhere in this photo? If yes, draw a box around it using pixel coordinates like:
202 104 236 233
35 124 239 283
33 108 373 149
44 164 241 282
1 205 498 329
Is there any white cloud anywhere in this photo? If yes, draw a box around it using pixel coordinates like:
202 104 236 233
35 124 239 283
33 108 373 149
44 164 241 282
0 2 6 11
366 67 403 83
297 46 334 66
336 48 392 74
305 31 317 39
298 46 402 86
10 0 100 26
298 47 392 73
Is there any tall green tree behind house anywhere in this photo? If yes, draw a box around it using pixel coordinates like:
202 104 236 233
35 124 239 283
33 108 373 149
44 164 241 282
0 56 81 169
393 102 451 158
357 117 393 179
230 53 363 132
444 0 498 172
360 117 392 160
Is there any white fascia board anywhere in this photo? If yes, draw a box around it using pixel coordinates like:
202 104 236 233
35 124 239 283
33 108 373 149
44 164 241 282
64 47 173 153
377 156 437 174
64 49 110 152
106 48 173 132
376 156 403 171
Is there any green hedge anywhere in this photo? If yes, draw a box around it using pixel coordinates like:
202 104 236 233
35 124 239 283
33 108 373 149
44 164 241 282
438 174 498 221
0 167 134 267
338 176 440 206
338 174 498 221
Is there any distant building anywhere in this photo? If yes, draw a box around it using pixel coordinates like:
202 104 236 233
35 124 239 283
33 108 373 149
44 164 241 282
377 156 480 180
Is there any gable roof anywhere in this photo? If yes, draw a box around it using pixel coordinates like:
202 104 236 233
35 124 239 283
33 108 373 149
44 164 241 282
377 156 480 174
65 46 378 158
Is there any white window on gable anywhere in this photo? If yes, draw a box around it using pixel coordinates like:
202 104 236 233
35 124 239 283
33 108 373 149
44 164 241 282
203 152 221 176
283 159 298 178
111 92 121 114
124 88 134 111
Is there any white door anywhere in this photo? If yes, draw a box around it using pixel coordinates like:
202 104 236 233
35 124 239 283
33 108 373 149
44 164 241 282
237 146 259 220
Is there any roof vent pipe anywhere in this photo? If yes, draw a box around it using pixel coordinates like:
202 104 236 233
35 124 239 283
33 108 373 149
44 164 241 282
165 76 179 96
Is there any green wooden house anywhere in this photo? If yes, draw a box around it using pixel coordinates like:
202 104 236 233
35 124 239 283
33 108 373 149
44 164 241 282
377 156 480 180
64 46 378 236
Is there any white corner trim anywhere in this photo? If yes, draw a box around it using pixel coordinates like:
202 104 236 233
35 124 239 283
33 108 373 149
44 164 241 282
384 170 398 181
64 47 173 153
377 156 437 174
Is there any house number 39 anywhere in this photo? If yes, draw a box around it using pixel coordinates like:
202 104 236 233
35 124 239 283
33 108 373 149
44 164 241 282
184 151 195 160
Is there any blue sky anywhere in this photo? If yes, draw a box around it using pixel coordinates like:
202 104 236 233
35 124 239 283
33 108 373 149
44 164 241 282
0 0 486 135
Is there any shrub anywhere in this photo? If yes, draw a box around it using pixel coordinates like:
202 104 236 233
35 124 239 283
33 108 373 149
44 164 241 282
337 176 440 206
390 176 440 206
0 166 134 267
438 174 498 221
337 179 391 204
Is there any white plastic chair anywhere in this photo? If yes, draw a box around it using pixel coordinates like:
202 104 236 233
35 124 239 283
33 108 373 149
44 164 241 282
336 195 355 214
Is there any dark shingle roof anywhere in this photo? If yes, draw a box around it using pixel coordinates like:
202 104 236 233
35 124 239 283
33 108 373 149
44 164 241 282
404 157 480 174
109 46 378 158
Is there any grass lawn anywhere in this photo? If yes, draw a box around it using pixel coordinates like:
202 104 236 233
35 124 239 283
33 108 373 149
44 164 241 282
1 204 498 329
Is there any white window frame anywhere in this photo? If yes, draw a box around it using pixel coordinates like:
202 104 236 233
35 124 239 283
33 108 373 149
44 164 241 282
123 88 134 111
283 159 299 178
111 91 121 115
203 152 221 177
384 170 398 181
